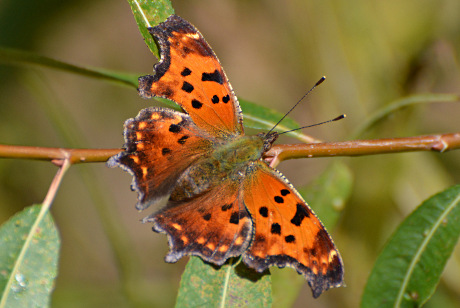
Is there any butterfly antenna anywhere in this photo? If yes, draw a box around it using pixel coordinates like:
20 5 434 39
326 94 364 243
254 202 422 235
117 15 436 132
266 76 326 136
279 114 346 135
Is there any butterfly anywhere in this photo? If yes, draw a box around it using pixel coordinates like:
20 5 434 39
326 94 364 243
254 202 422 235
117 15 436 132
108 14 344 298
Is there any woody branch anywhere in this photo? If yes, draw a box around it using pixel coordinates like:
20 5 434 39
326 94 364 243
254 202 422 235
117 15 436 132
0 133 459 165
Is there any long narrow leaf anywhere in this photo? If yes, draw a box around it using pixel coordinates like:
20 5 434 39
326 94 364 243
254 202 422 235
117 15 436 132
0 205 60 308
361 185 460 307
0 47 138 88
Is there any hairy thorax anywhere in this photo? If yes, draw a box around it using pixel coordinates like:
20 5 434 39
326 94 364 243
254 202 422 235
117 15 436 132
170 135 266 200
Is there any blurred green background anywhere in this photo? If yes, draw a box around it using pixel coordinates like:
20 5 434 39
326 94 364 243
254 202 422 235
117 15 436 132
1 0 459 307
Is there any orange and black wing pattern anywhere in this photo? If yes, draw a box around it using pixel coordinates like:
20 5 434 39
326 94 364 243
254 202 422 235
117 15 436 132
139 15 244 138
108 107 212 210
242 163 344 298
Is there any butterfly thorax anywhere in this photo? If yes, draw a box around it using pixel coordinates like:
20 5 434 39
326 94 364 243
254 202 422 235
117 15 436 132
214 135 265 167
170 134 271 201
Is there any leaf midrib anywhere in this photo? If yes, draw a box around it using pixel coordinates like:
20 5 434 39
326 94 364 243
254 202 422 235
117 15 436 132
394 193 460 307
219 258 234 308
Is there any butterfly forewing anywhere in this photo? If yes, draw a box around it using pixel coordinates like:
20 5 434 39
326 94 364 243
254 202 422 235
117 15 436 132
108 107 212 210
138 15 243 138
242 162 344 298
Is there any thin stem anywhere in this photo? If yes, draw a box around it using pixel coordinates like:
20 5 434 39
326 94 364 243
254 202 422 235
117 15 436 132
0 145 121 164
0 133 459 165
266 133 460 163
42 158 72 206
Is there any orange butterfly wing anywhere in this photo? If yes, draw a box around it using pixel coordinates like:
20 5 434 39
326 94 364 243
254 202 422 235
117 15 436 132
107 107 213 210
242 163 344 298
145 182 253 265
138 15 243 138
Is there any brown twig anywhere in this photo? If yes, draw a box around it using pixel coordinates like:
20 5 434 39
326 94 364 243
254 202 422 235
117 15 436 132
0 133 459 165
0 145 121 164
266 133 460 167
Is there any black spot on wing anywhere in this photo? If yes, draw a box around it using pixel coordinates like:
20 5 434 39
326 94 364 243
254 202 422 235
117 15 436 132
280 189 290 196
201 69 223 84
290 203 310 226
221 203 233 211
181 67 192 76
271 223 281 235
181 81 194 93
178 135 189 144
259 207 268 218
191 99 203 109
229 212 239 224
169 124 181 133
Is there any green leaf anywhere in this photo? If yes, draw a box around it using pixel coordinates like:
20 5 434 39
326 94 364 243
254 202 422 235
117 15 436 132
361 184 460 308
0 205 60 308
272 161 352 307
126 0 174 58
0 47 138 88
176 257 271 307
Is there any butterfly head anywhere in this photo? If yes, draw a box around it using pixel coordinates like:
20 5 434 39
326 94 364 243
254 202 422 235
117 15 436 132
260 131 279 152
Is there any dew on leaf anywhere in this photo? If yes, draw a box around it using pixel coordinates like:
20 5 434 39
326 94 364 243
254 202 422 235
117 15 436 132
11 272 28 293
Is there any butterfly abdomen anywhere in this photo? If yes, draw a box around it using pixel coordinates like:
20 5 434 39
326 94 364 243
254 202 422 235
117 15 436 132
170 159 220 200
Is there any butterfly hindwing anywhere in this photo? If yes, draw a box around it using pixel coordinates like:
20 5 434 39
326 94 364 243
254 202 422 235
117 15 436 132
242 162 344 298
108 107 212 210
138 15 243 138
146 183 253 265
